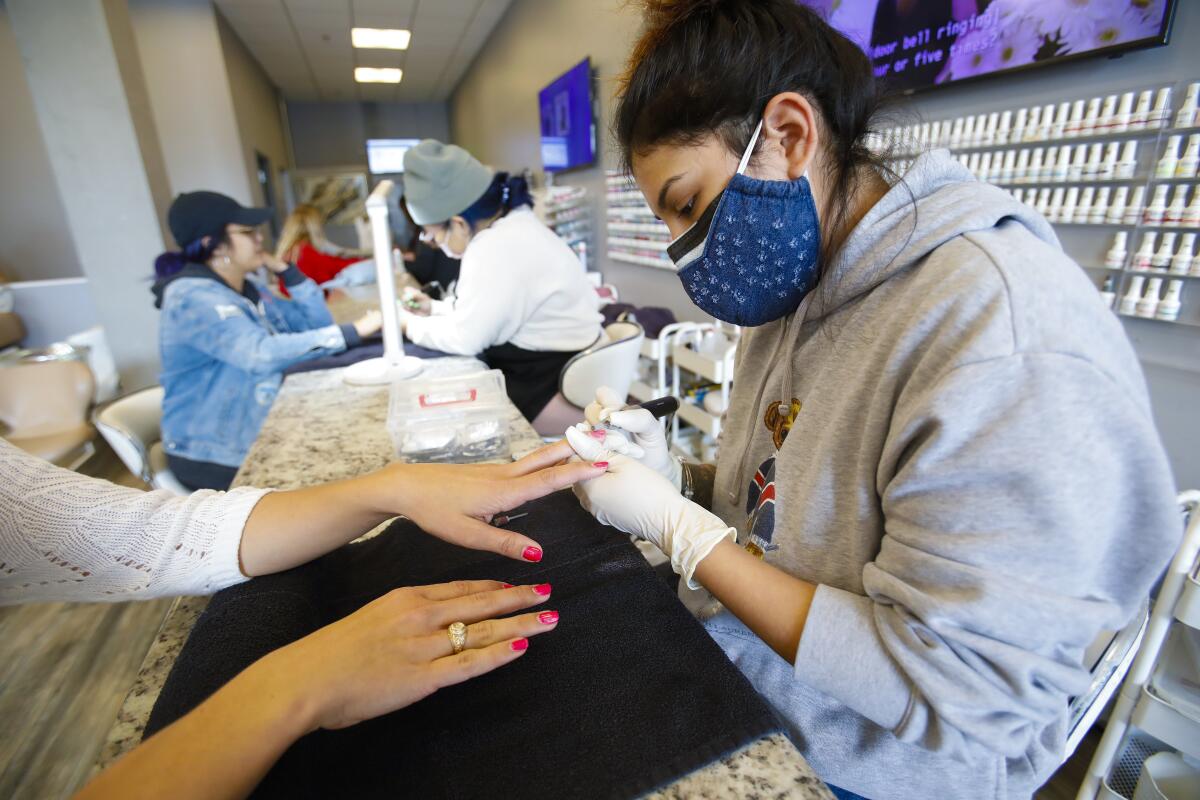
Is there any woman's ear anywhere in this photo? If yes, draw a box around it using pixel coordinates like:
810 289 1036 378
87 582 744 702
761 92 820 180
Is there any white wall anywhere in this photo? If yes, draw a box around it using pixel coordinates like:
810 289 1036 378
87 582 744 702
128 0 252 210
0 4 85 282
287 100 450 170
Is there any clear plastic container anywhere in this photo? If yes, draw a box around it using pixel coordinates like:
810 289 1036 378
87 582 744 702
387 370 511 463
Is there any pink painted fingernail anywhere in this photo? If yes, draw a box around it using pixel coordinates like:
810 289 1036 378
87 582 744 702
593 461 609 469
589 429 606 440
533 583 552 596
538 611 559 625
522 546 543 563
501 583 514 589
510 638 529 651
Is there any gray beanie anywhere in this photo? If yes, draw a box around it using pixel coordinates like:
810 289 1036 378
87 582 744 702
402 139 493 225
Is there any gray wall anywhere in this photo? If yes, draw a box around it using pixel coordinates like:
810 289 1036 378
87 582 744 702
449 0 1200 488
0 4 84 282
287 100 450 170
448 0 708 325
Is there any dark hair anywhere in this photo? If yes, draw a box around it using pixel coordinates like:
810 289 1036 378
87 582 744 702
153 231 230 279
458 172 534 229
615 0 893 264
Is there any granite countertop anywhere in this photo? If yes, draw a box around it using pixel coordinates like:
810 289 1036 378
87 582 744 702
94 358 830 798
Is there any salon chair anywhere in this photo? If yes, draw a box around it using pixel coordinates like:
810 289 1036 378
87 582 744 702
532 320 645 437
0 347 96 469
94 385 188 494
0 312 24 351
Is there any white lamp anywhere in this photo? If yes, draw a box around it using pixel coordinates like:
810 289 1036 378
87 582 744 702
343 179 424 385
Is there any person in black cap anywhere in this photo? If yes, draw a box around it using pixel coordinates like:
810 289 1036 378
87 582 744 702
152 191 382 490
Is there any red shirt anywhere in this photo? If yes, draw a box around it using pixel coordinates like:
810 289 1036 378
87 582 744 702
279 241 360 294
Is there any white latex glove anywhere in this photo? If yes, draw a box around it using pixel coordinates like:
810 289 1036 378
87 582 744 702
571 453 734 590
564 424 645 462
584 386 682 490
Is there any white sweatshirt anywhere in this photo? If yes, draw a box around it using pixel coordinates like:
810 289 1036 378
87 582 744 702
404 208 602 355
0 438 268 605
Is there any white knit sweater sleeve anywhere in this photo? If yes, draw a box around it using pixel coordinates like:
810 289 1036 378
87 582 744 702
0 439 270 605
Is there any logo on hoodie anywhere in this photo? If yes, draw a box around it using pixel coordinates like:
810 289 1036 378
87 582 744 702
764 398 802 449
744 457 779 558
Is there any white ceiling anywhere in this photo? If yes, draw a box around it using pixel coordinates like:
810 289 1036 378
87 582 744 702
214 0 513 103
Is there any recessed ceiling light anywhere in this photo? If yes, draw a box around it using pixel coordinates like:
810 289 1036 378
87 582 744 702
351 28 411 50
355 67 403 84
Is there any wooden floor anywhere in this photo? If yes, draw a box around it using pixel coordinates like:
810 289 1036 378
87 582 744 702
0 442 173 799
0 441 1101 799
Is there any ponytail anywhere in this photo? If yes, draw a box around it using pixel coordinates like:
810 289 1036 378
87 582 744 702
153 232 229 279
459 172 534 228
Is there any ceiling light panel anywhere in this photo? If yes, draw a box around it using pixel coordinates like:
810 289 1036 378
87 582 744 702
351 28 411 49
355 67 403 83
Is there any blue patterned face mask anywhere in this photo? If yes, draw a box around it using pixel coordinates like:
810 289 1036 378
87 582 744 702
665 121 821 327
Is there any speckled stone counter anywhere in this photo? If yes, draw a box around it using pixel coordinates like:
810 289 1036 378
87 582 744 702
94 359 830 798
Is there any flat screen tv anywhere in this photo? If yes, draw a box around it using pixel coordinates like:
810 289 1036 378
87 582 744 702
366 138 420 174
538 57 596 172
798 0 1177 94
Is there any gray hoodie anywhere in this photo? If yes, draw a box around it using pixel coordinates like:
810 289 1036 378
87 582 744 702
701 150 1179 800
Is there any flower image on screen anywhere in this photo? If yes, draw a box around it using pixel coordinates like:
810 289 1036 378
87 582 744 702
799 0 1175 93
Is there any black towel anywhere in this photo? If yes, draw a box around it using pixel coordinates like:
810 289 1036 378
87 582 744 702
283 340 454 376
145 490 780 799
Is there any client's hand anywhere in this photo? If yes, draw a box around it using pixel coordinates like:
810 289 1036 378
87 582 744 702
401 286 433 316
582 386 681 490
261 253 291 274
353 309 383 338
570 453 733 589
254 580 558 732
376 440 609 563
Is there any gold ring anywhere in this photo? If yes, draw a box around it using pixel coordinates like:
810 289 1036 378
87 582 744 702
447 621 468 654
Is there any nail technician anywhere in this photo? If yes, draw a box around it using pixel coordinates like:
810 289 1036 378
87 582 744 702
398 140 603 421
567 2 1180 799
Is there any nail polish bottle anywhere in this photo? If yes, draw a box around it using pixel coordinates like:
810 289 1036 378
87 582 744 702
1100 142 1120 181
997 111 1011 145
975 113 988 146
1100 94 1119 131
1131 89 1153 130
1090 187 1111 223
930 120 942 148
1191 244 1200 277
1136 277 1163 318
1152 232 1177 269
1027 148 1044 182
1082 97 1103 136
1183 189 1200 228
962 115 976 148
1087 144 1104 180
1156 280 1183 322
1014 149 1031 183
1133 232 1157 269
949 117 965 148
1170 233 1196 275
1047 187 1066 222
1035 188 1052 215
1116 140 1138 179
1001 149 1017 183
1061 187 1080 222
979 152 993 181
1175 83 1199 129
1124 186 1147 225
1178 134 1200 178
1054 145 1072 182
1069 146 1088 182
1077 187 1095 222
920 122 932 148
1052 102 1070 139
1066 100 1086 137
1105 231 1129 268
1156 136 1182 178
1144 185 1169 225
1151 87 1172 129
1043 146 1058 180
967 152 981 176
1100 275 1118 309
1114 92 1134 133
1165 186 1190 226
1132 232 1156 270
1108 186 1129 223
1012 108 1028 143
1027 105 1044 141
1120 275 1144 315
1011 188 1025 205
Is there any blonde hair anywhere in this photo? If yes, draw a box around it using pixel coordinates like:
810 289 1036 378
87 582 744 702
275 204 326 260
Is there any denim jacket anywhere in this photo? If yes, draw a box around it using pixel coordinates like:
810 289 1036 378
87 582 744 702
156 264 359 467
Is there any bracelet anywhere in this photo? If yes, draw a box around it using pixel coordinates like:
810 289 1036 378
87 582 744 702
679 457 695 500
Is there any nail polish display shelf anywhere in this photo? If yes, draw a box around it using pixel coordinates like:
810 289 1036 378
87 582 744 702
1122 268 1200 281
1117 311 1200 329
912 127 1166 158
992 177 1146 189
